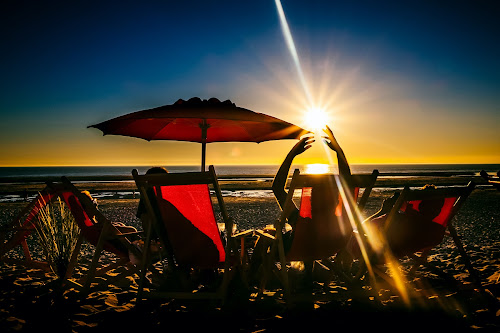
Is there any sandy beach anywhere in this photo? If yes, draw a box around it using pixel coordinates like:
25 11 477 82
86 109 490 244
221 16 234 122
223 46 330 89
0 182 499 332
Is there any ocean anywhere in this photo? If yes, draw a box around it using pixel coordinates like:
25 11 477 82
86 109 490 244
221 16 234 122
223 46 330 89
0 164 498 202
0 164 498 179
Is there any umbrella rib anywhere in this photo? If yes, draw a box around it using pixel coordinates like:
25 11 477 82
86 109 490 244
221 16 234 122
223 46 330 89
146 121 172 141
240 123 258 142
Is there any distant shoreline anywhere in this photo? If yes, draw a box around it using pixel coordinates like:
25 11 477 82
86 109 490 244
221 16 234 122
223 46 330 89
0 172 491 202
1 164 497 198
0 170 480 183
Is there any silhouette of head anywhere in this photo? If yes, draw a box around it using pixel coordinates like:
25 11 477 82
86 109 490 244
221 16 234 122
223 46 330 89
146 166 168 175
418 184 445 220
82 190 98 207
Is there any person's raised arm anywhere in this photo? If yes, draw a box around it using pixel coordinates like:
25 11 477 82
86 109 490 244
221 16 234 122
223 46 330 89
363 192 400 223
272 135 314 210
322 125 351 179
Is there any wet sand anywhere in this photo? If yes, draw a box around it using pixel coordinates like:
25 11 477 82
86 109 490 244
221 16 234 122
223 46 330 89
0 183 499 332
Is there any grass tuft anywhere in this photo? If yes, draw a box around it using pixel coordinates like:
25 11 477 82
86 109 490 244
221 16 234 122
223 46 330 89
35 195 80 278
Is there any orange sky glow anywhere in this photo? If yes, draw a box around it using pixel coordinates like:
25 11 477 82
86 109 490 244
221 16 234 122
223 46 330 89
1 2 498 167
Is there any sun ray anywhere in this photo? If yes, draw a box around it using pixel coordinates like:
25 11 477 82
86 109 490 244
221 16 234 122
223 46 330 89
274 0 313 106
271 1 417 306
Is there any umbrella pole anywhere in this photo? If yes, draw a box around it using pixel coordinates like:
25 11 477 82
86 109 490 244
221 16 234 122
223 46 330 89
201 141 206 171
201 120 208 171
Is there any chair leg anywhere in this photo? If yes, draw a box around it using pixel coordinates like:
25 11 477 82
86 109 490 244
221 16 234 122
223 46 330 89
254 242 277 298
136 219 154 303
81 223 112 296
276 248 291 302
62 234 84 286
21 239 33 262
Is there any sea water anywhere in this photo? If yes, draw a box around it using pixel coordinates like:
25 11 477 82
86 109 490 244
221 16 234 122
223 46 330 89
1 164 498 179
0 164 498 202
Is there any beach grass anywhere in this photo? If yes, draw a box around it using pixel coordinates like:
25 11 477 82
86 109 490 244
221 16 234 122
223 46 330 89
34 196 80 278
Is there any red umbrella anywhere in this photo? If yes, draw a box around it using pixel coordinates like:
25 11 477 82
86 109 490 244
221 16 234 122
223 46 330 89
89 97 308 170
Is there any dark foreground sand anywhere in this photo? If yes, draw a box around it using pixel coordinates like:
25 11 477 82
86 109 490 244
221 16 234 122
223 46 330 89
0 187 499 332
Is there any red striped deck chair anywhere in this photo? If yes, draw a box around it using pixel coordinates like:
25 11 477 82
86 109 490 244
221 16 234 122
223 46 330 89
56 177 143 294
257 169 372 303
0 186 63 271
132 165 252 302
1 180 141 294
372 182 483 290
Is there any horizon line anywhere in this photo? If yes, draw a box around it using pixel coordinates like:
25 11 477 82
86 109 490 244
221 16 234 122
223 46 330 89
1 162 499 168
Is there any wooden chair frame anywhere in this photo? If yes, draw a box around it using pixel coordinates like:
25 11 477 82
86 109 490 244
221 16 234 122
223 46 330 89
349 169 379 210
132 165 252 303
363 182 484 295
0 186 60 271
53 178 144 295
256 169 378 303
1 179 144 296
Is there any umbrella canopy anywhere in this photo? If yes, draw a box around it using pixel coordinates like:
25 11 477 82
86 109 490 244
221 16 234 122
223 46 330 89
89 97 308 170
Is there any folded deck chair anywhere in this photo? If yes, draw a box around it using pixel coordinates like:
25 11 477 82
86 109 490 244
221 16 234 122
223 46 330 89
0 186 63 271
480 170 500 191
256 169 371 302
132 165 252 302
367 182 483 291
56 177 144 294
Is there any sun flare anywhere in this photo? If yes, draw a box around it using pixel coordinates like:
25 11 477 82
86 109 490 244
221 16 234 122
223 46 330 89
304 107 330 131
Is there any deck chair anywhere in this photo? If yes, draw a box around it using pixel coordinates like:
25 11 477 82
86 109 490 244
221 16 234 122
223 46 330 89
256 169 372 303
0 186 63 271
0 180 142 294
132 165 253 302
55 177 144 294
365 182 483 292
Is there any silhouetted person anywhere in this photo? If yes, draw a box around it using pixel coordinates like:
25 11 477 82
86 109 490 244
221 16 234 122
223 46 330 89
251 125 353 284
272 125 352 243
136 166 169 240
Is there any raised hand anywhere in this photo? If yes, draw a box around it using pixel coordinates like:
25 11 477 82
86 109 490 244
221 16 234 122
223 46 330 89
273 134 315 210
322 125 341 152
290 134 315 157
322 125 352 177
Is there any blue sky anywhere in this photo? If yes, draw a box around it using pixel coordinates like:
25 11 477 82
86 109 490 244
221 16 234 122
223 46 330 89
1 1 499 166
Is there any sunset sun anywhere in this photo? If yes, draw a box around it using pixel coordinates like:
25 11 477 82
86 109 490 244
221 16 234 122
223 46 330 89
304 107 330 131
